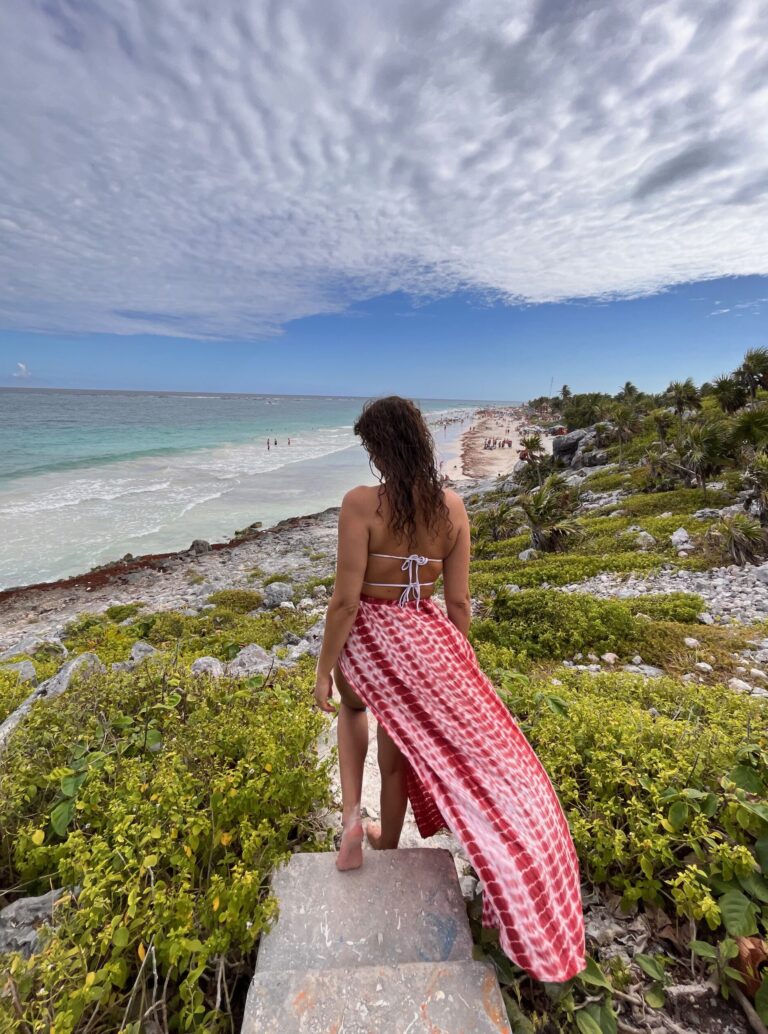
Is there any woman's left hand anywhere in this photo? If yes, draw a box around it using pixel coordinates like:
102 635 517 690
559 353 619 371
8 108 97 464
313 671 337 714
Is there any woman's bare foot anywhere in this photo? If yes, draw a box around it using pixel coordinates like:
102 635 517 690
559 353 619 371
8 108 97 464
364 819 384 849
336 807 364 871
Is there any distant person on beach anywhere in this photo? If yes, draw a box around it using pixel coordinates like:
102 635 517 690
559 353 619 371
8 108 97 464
312 395 585 983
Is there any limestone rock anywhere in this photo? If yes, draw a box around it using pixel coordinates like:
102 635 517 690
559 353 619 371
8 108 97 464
226 643 273 678
635 531 656 548
518 548 536 561
130 640 156 663
755 563 768 585
0 634 67 662
670 528 691 548
0 887 73 957
622 663 664 678
728 677 752 693
552 428 588 461
189 539 211 554
191 656 225 677
0 659 37 685
683 637 700 648
263 581 294 608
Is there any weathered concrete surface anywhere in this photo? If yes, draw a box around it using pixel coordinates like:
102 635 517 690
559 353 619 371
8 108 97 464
242 960 511 1033
256 848 474 973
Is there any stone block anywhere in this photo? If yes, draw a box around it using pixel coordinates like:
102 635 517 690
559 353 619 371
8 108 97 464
242 960 511 1033
256 849 473 973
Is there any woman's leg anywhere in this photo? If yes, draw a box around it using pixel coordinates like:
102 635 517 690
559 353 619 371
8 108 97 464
333 664 368 870
367 724 408 850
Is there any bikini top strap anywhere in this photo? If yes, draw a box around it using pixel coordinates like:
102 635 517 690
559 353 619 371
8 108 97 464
368 552 443 562
365 552 441 608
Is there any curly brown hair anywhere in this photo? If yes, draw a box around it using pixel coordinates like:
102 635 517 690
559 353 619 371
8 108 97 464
353 396 451 547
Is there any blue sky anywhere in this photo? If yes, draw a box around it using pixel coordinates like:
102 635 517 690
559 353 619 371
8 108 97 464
1 1 767 401
2 275 766 400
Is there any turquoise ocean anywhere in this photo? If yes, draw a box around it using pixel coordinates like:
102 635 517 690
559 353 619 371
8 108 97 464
0 390 486 590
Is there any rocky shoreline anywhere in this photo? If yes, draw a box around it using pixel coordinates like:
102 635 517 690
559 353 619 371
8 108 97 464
0 506 343 655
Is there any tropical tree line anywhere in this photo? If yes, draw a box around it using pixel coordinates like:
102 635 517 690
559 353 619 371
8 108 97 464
523 347 768 564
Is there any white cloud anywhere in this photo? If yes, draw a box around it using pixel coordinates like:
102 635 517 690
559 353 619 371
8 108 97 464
12 361 30 378
0 0 767 340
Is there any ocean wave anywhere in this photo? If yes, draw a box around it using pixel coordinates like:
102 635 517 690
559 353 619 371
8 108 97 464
0 428 356 518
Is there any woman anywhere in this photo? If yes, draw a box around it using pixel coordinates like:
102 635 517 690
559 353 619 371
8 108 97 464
313 396 585 984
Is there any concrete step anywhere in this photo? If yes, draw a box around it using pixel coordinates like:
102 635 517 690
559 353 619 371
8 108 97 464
256 848 474 973
242 959 512 1033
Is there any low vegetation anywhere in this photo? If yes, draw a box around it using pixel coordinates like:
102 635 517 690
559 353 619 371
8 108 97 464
3 348 768 1031
1 659 332 1032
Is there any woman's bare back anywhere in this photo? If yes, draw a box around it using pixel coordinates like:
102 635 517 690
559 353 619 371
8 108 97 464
357 485 468 602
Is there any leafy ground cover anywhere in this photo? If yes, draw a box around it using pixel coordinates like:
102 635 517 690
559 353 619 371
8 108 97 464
468 668 768 1032
0 658 332 1032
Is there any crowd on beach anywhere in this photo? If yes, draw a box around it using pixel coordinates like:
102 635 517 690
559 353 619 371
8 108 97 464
483 435 515 450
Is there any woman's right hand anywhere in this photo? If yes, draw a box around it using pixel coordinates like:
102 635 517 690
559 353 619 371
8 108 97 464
313 670 338 714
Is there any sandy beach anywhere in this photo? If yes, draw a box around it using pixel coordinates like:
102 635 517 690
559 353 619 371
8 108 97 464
444 405 552 481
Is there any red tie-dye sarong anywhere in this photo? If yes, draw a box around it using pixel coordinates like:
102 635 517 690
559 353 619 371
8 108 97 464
337 593 586 983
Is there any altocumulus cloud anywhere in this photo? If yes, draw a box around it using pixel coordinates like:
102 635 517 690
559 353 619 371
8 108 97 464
0 0 767 339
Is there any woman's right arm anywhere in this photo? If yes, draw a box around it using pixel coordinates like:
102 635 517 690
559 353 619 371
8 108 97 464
442 495 472 637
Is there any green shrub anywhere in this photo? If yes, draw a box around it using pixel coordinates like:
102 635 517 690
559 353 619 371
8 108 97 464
469 551 706 594
104 602 144 623
495 670 768 937
0 660 333 1032
0 668 31 724
206 589 264 613
475 589 639 660
262 573 291 586
578 468 630 493
59 606 313 669
617 488 731 518
625 593 705 623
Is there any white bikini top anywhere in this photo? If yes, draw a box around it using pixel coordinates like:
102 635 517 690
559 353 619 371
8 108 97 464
363 552 442 607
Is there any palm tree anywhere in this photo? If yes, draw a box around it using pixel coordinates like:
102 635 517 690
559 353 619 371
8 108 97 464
666 378 701 425
743 452 768 525
513 474 582 553
472 500 521 543
712 374 747 414
731 404 768 452
641 444 675 491
519 432 545 486
617 381 639 402
706 514 768 566
608 403 640 463
675 419 727 496
649 408 675 445
560 385 572 402
736 347 768 401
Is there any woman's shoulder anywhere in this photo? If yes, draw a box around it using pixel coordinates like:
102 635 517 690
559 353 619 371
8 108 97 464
441 487 467 513
341 485 381 510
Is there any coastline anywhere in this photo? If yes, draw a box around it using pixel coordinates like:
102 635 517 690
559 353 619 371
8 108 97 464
0 391 485 591
446 404 550 480
0 405 532 650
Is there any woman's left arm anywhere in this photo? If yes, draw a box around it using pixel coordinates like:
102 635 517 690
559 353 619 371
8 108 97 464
314 488 369 712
